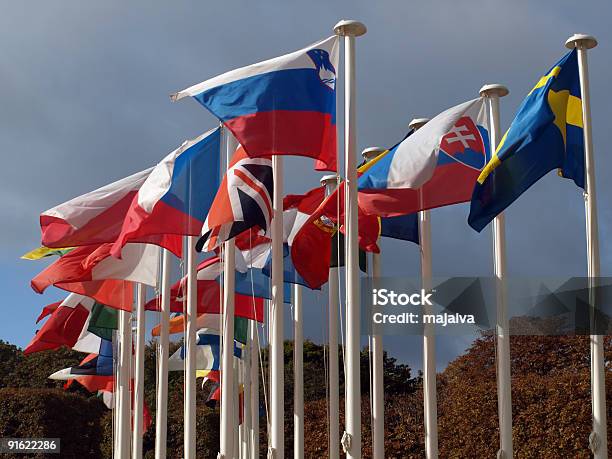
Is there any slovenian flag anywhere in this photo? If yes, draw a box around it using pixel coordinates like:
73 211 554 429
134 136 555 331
358 98 489 217
111 128 221 257
172 37 339 172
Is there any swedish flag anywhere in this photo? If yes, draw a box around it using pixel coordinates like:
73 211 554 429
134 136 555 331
468 49 584 232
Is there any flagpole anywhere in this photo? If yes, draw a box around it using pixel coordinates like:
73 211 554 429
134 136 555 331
117 306 133 458
132 283 146 459
184 235 198 459
234 356 240 456
334 19 366 459
479 84 512 459
293 283 304 459
565 34 607 459
361 148 385 459
406 117 440 459
221 133 238 459
321 174 340 459
250 320 260 459
270 153 285 458
243 335 252 459
155 249 171 459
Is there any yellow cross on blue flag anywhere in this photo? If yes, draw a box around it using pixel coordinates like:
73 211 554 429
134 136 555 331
468 49 584 232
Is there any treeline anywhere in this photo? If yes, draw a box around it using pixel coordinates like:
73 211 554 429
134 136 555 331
0 335 610 457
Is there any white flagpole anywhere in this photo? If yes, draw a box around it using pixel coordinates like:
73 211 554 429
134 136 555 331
270 154 285 458
361 147 385 459
155 249 171 459
293 284 304 459
184 235 198 459
479 84 512 459
250 320 260 458
321 174 340 459
117 306 133 458
234 356 240 456
221 133 238 458
334 19 366 459
565 34 607 459
243 337 252 459
407 117 440 459
132 283 146 459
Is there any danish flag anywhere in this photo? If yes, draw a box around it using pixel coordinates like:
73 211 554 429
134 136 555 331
196 146 273 252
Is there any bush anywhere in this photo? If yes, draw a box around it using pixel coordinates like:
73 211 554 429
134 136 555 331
0 388 106 458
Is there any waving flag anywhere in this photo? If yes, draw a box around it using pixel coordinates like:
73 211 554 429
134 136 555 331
291 183 380 289
40 169 181 256
49 338 114 380
111 128 221 257
21 246 73 260
168 329 242 372
31 243 159 311
151 314 248 344
197 146 272 252
25 294 117 355
172 37 339 171
469 50 584 232
358 98 489 217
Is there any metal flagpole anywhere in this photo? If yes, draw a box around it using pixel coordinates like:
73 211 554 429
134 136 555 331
334 19 366 459
293 284 304 459
184 235 198 459
132 283 146 459
270 154 284 458
117 306 133 458
361 147 385 459
565 34 607 459
243 336 252 459
321 174 340 459
234 356 240 456
221 133 238 458
250 320 260 458
479 84 512 459
155 249 171 459
407 117 440 459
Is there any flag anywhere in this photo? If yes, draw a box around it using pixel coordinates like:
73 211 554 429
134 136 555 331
196 146 272 252
291 183 380 289
380 213 419 243
469 49 584 231
40 169 181 256
111 128 221 257
151 313 249 344
49 338 114 380
31 243 159 311
168 328 242 372
21 246 73 260
25 293 117 355
358 98 489 217
172 36 339 171
144 272 264 322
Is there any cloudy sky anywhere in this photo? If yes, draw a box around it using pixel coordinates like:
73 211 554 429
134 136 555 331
2 1 612 371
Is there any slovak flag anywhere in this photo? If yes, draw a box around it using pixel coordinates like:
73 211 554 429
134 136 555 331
111 128 221 257
358 98 489 217
197 145 272 252
172 37 339 172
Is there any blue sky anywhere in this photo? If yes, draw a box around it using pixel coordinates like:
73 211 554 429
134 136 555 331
2 1 612 371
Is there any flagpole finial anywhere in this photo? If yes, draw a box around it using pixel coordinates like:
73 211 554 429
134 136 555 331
320 174 339 186
408 118 430 130
565 34 597 50
334 20 367 37
361 147 385 161
479 84 509 98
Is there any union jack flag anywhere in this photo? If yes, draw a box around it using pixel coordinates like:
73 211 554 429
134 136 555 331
196 145 273 252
